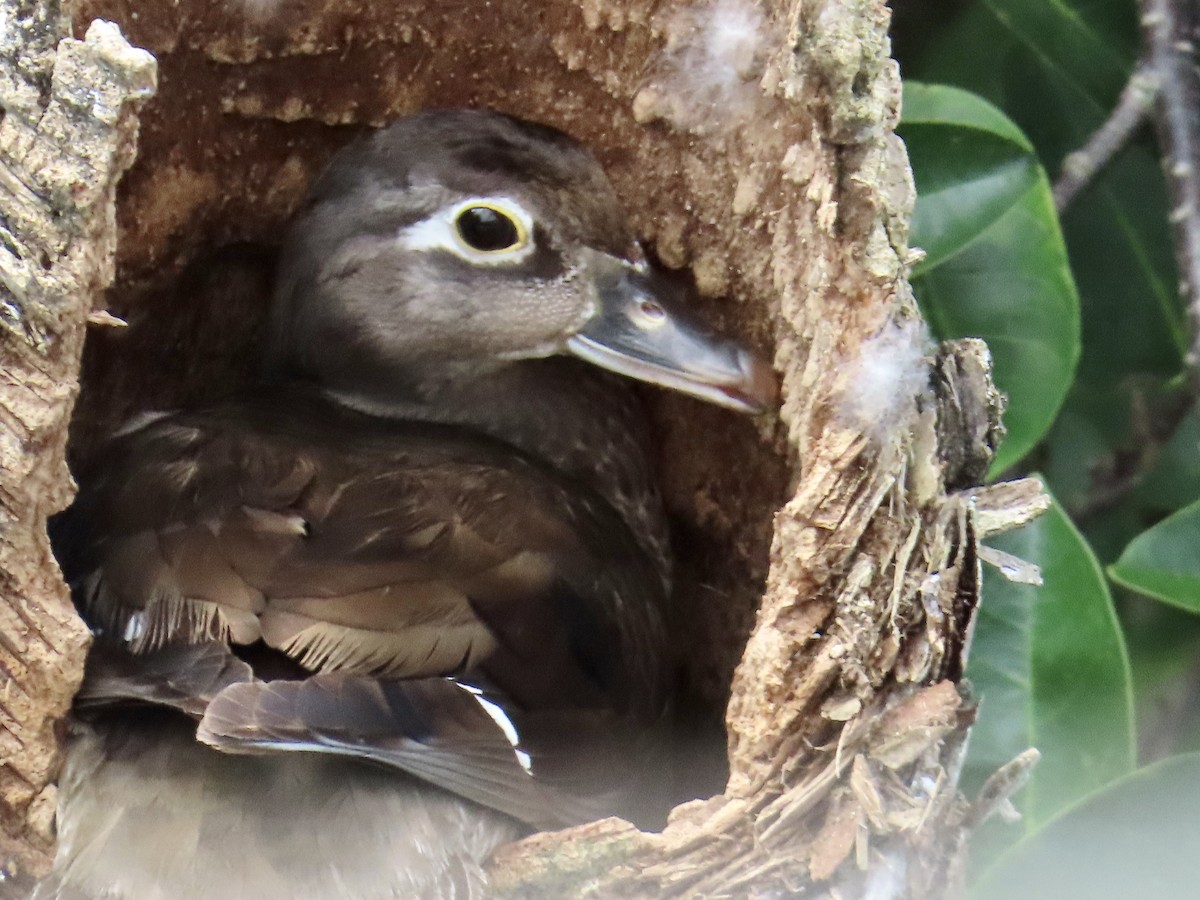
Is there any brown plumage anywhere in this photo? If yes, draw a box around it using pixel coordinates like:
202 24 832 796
66 388 666 828
43 110 774 899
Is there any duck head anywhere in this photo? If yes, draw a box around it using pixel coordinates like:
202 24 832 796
268 110 775 414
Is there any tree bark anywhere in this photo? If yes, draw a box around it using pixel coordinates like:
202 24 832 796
0 3 154 891
0 0 1040 895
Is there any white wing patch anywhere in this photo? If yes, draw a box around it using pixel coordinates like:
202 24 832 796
456 682 534 774
122 611 146 644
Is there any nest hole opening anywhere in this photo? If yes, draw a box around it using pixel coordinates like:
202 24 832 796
65 0 793 830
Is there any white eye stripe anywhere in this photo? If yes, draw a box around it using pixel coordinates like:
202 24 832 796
398 197 536 265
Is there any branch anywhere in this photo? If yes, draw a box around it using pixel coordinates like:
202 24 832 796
1053 61 1158 213
1140 0 1200 373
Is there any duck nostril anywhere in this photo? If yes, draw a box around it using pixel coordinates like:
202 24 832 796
638 300 666 323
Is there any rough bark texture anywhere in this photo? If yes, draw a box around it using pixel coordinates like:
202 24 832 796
0 0 1040 895
0 3 154 890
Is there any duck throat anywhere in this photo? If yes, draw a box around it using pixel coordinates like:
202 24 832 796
325 358 672 583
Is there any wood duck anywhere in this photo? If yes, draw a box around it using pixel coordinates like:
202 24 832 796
39 110 775 900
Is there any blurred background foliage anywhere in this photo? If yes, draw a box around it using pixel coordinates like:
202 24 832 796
892 0 1200 893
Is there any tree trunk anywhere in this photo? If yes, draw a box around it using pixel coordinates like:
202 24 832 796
0 0 1042 895
0 3 153 891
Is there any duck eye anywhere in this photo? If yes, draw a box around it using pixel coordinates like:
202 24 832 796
455 206 523 253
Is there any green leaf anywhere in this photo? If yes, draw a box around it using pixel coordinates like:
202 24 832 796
900 1 1184 489
899 0 1138 174
971 754 1200 900
1121 598 1200 759
1110 499 1200 611
901 83 1080 474
1061 154 1184 382
1040 379 1195 566
965 493 1134 869
1136 406 1200 514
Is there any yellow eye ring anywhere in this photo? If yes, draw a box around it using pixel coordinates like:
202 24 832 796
453 202 530 254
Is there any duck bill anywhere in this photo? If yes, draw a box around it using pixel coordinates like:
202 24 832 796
567 254 776 413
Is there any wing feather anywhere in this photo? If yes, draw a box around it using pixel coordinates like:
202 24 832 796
59 388 669 824
196 676 612 829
